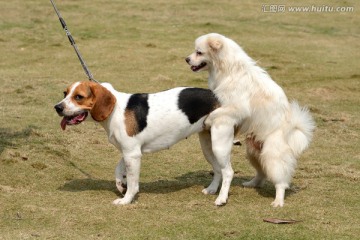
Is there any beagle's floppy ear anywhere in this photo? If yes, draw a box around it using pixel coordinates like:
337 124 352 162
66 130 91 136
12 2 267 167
89 82 116 122
208 37 223 51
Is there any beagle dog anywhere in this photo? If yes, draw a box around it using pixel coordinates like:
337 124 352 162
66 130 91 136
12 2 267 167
54 81 235 205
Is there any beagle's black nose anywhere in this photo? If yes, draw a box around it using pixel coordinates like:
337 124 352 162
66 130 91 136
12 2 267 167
54 104 64 114
185 57 190 63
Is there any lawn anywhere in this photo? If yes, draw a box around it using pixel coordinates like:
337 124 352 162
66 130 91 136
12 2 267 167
0 0 359 239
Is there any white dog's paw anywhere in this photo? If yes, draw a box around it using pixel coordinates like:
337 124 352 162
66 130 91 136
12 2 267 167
202 188 217 195
112 198 131 205
214 196 227 206
271 199 284 208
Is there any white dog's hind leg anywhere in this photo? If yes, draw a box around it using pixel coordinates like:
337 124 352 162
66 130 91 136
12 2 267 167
260 133 295 207
242 148 265 188
271 183 288 207
115 157 127 194
211 124 235 206
113 150 141 205
199 131 221 195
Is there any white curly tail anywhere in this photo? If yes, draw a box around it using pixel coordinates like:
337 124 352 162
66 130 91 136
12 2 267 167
287 101 315 158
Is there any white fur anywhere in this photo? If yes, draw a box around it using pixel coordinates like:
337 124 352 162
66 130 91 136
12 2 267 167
186 33 315 207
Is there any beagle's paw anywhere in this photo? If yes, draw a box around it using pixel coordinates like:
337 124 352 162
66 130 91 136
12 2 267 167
113 198 132 205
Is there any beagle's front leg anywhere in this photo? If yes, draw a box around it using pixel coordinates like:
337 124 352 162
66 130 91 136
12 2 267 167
115 157 127 194
113 150 142 205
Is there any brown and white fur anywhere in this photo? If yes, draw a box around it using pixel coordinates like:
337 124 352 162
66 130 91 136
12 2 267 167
54 81 235 205
186 33 315 207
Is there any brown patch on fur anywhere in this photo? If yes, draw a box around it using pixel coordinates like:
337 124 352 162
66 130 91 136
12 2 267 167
246 135 263 151
234 126 241 137
72 82 95 111
88 82 116 121
124 109 138 136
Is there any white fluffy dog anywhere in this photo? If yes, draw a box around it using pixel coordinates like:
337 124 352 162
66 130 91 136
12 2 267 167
186 33 315 207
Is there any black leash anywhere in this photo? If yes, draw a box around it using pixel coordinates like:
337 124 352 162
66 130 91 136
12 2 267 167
50 0 99 83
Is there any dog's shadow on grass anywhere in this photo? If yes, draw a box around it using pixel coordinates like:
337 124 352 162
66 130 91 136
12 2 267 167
59 178 117 193
59 170 245 195
0 126 36 154
59 171 299 200
142 170 233 194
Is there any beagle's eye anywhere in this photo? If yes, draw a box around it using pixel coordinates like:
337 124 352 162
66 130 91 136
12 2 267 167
63 91 67 98
196 51 203 56
74 95 84 101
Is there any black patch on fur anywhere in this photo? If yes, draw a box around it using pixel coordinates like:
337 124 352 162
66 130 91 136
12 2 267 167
178 88 219 124
125 93 149 133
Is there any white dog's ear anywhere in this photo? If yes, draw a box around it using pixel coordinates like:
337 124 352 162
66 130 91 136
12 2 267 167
208 37 223 51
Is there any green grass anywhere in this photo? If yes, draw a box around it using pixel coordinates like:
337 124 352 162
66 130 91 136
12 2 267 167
1 0 359 239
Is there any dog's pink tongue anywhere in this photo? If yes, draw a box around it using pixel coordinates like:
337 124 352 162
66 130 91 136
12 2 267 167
60 117 67 131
